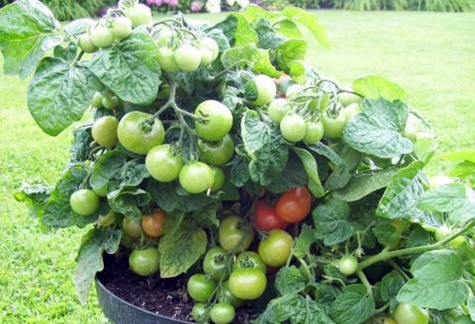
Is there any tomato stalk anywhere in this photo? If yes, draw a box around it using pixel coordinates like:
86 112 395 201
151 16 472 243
358 218 475 270
356 270 373 297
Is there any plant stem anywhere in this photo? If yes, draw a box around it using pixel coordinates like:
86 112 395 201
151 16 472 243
358 218 475 270
356 270 373 296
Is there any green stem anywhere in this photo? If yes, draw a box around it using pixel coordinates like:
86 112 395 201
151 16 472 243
356 270 373 297
296 257 313 284
358 218 475 270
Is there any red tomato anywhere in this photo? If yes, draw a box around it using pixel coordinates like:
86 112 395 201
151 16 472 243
253 199 288 231
275 187 312 223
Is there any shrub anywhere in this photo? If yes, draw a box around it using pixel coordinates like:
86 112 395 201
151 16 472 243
332 0 474 11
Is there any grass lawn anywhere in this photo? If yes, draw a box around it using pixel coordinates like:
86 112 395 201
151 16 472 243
0 9 474 323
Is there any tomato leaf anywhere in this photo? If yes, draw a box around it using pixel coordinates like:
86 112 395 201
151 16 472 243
266 150 308 194
330 284 375 324
87 30 161 105
418 183 475 223
275 266 306 296
241 110 289 186
372 222 403 248
108 187 151 221
342 98 413 159
288 60 322 84
27 58 101 136
13 183 52 221
213 13 258 46
73 227 121 304
376 161 429 220
274 19 303 39
312 198 357 246
397 249 470 310
0 0 62 78
292 147 325 198
324 147 362 191
254 293 336 324
293 224 319 259
332 169 395 202
159 224 207 278
42 164 99 228
352 75 407 101
221 43 280 77
276 39 307 71
379 270 405 302
254 19 287 49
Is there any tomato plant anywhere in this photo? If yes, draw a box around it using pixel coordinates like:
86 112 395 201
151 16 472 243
5 1 474 324
393 303 429 324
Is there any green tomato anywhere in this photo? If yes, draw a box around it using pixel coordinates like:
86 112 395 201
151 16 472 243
200 37 219 61
280 114 306 142
303 120 324 144
78 33 97 53
322 112 347 139
210 166 225 192
250 74 277 106
70 189 100 216
218 216 255 252
145 144 183 182
125 3 152 27
337 255 358 276
157 47 180 73
187 273 216 302
233 251 266 274
267 98 288 124
258 229 293 267
112 16 132 39
228 268 267 300
199 47 214 66
102 94 119 110
89 24 115 49
218 281 245 309
90 91 103 108
209 302 235 324
338 90 360 107
341 102 362 121
191 303 208 323
203 246 230 282
179 162 214 194
129 247 160 276
174 44 201 72
91 116 119 147
393 303 429 324
194 100 233 142
285 83 304 98
117 111 165 155
198 134 235 166
122 217 142 239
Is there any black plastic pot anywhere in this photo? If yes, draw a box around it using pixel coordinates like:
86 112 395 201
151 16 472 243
95 276 194 324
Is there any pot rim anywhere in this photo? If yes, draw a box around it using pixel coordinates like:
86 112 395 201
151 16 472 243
95 274 195 324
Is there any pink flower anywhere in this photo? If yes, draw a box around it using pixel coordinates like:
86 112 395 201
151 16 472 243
190 1 202 11
168 0 178 6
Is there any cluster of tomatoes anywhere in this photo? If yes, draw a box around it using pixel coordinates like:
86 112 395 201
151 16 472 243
185 186 311 324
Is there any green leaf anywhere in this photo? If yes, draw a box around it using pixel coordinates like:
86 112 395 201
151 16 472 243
413 136 438 165
281 7 330 49
14 183 52 220
107 187 150 221
292 147 324 198
293 224 318 259
87 30 161 105
324 147 362 191
468 295 475 322
159 224 207 278
342 98 413 159
27 58 101 136
418 183 475 223
330 284 375 324
397 249 470 310
42 164 98 228
73 227 121 303
352 75 407 101
213 13 258 46
241 110 289 186
221 43 279 77
275 266 306 296
0 0 61 78
372 222 403 249
276 39 307 71
377 161 428 220
333 169 395 202
288 60 322 83
254 19 287 49
266 150 308 194
313 198 357 246
441 150 475 163
380 270 405 302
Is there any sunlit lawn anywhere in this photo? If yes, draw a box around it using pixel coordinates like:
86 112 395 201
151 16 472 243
0 9 474 323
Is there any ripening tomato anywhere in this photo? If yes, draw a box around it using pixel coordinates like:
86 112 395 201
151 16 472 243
252 199 288 231
142 209 166 238
275 186 312 223
218 216 255 252
258 229 293 267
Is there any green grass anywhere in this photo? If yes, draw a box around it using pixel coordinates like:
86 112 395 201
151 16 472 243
0 10 474 323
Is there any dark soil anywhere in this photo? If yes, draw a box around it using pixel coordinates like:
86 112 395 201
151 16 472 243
97 251 261 323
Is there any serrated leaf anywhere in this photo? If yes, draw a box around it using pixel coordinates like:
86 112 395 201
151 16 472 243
342 98 413 159
73 227 121 303
288 60 322 83
352 75 407 101
213 13 258 46
330 284 375 324
292 147 324 198
324 147 362 191
14 183 52 220
418 183 475 223
397 250 469 310
380 270 405 301
281 7 330 48
107 187 150 221
333 169 395 202
27 58 101 136
275 19 303 39
221 43 279 77
159 224 207 278
313 198 356 246
0 0 61 78
275 266 306 295
88 30 161 105
377 161 428 219
294 224 318 258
